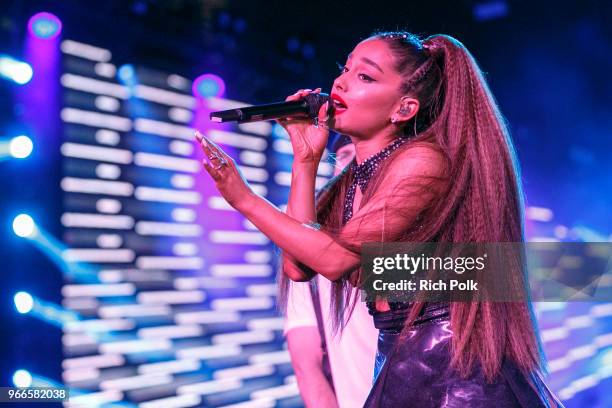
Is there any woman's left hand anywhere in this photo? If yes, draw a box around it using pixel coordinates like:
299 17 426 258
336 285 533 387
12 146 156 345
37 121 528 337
195 129 255 211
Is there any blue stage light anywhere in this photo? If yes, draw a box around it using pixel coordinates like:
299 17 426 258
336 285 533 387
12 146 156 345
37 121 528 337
193 73 225 98
9 135 33 159
0 56 33 85
14 292 34 314
28 12 62 40
12 214 36 238
118 64 136 83
13 370 33 388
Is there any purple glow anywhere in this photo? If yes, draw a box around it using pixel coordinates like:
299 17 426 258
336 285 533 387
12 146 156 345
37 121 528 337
28 12 62 40
192 73 225 98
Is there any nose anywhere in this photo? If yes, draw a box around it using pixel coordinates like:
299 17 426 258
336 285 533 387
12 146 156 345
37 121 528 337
333 75 346 92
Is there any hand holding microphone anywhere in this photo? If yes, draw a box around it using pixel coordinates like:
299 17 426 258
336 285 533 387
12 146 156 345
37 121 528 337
210 88 332 164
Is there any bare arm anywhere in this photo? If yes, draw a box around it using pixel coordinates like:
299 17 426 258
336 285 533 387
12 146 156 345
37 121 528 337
281 161 320 281
287 327 339 408
197 130 447 281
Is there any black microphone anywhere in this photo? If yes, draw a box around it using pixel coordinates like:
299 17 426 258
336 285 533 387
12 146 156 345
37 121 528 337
210 92 329 123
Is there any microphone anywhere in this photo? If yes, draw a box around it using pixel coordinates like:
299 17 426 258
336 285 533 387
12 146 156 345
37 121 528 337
210 92 329 123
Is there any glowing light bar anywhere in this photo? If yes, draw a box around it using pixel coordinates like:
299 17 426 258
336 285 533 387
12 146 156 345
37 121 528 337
317 162 334 176
61 108 132 131
135 221 202 237
63 248 135 263
214 364 274 380
171 208 197 222
175 311 240 325
94 62 117 78
251 184 267 196
137 290 205 304
62 367 100 383
169 140 194 156
210 264 272 277
61 73 128 98
134 152 199 172
61 213 134 229
206 97 248 111
176 345 242 360
134 118 194 140
136 256 203 270
61 40 112 61
135 186 201 204
96 129 121 146
210 297 274 311
244 251 272 263
0 56 33 85
139 394 201 408
99 304 170 318
237 121 273 136
238 165 269 182
96 198 122 213
239 151 266 166
99 269 170 283
246 317 285 331
63 297 99 310
592 303 612 317
62 283 135 298
211 330 274 345
95 96 120 112
63 354 125 370
219 399 275 408
250 383 300 400
63 333 97 347
135 84 196 108
137 325 203 340
171 174 195 189
63 319 135 333
61 142 132 163
272 139 293 154
168 107 193 123
245 284 277 297
97 233 123 248
208 130 267 151
177 378 242 396
173 277 236 290
249 350 291 365
100 339 172 355
172 242 198 256
526 206 553 222
100 373 172 391
64 390 123 408
167 74 191 90
96 164 121 179
138 359 201 376
209 231 269 245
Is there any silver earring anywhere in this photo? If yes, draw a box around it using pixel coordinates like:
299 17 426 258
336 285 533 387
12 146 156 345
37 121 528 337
391 117 397 124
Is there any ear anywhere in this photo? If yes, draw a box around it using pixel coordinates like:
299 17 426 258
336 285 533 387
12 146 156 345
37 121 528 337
391 97 419 124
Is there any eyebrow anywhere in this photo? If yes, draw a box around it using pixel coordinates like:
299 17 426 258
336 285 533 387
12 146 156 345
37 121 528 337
347 53 384 74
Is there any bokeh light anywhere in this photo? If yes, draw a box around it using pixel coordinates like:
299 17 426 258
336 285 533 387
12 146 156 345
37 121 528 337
9 135 33 159
12 369 33 388
28 12 62 39
14 292 34 314
0 56 33 85
12 214 36 238
192 73 225 98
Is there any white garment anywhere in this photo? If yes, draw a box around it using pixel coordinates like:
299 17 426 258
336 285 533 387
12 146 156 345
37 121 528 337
284 275 378 408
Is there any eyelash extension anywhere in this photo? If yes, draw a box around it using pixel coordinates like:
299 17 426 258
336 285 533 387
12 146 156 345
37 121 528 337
336 61 374 82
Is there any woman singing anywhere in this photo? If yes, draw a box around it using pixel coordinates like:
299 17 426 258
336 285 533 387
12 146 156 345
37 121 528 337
195 31 563 407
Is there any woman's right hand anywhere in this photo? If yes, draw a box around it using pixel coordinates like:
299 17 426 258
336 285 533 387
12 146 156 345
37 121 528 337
275 88 330 165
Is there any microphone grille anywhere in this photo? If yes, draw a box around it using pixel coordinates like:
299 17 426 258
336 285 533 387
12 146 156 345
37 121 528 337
303 93 330 118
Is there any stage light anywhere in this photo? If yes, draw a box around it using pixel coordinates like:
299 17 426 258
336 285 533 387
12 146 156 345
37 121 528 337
9 135 33 159
118 64 136 83
13 370 32 388
193 73 225 98
14 292 34 314
12 214 36 238
28 12 62 40
0 56 33 85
